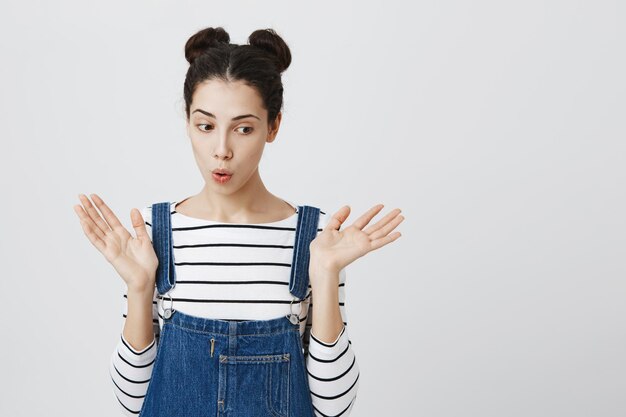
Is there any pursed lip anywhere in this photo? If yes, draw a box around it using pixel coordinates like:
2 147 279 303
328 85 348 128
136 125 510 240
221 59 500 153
212 168 233 175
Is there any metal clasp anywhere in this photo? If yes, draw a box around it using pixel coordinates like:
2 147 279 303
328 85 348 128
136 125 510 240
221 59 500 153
286 296 300 325
161 291 174 319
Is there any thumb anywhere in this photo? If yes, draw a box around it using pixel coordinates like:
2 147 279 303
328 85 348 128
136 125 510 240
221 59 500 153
325 205 350 231
131 208 150 240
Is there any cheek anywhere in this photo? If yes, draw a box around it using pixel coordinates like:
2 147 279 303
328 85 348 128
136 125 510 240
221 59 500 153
191 137 204 152
241 143 265 164
190 139 211 165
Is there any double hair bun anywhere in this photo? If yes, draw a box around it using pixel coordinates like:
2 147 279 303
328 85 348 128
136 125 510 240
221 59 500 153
184 26 291 73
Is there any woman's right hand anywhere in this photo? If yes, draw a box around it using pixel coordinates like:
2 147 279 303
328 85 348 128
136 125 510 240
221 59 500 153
74 193 159 292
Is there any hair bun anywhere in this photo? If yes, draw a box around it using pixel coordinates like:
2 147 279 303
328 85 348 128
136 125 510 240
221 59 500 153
248 28 291 73
184 27 230 65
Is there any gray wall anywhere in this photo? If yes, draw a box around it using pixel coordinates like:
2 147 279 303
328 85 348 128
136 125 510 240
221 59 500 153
1 0 624 416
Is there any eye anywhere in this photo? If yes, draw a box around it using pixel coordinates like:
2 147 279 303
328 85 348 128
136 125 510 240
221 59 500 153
236 126 254 134
197 124 213 132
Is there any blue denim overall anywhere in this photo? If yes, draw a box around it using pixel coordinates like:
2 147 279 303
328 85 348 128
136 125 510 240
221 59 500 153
137 202 320 417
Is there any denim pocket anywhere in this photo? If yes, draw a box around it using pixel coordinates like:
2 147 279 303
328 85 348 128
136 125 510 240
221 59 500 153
219 353 290 417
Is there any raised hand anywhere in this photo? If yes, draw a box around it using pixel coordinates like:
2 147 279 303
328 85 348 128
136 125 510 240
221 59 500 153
309 204 404 277
73 193 159 292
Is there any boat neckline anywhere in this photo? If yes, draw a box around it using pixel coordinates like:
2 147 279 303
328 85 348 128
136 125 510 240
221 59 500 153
170 199 299 226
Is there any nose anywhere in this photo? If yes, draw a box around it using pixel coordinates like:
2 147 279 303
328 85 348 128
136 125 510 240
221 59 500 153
214 134 233 160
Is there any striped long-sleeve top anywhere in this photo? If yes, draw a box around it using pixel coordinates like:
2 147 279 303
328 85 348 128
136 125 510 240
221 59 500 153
109 200 360 416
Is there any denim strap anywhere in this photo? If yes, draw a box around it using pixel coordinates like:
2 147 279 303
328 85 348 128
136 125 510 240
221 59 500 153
289 205 321 301
152 201 320 300
152 201 177 295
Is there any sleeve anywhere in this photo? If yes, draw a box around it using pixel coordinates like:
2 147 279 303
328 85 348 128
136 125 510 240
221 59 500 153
109 205 162 416
301 210 360 416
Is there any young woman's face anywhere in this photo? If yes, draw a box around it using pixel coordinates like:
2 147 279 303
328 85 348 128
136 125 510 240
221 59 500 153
185 79 280 194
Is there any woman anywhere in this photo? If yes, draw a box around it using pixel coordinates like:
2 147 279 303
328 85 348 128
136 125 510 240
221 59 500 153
74 26 403 417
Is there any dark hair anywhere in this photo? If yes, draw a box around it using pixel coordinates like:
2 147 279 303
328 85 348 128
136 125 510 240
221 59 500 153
183 27 292 129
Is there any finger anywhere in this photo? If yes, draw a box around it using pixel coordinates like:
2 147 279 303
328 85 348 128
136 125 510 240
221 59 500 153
74 199 107 241
74 205 107 252
90 193 131 239
362 207 402 235
370 214 405 241
370 230 402 251
350 204 385 230
131 207 150 240
78 194 113 236
325 205 351 231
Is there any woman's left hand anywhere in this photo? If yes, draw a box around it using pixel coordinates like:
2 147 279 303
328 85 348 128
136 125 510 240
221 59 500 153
309 204 404 280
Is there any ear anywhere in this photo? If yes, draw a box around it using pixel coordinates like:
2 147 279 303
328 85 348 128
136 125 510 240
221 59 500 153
185 117 191 138
267 112 282 143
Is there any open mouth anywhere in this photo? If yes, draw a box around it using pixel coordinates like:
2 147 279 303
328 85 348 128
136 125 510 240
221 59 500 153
213 168 233 176
212 171 233 183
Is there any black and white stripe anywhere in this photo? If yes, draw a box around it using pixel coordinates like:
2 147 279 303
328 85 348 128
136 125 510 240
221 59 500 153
109 201 359 416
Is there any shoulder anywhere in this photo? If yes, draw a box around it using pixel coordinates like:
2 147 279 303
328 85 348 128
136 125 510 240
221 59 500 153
140 202 177 221
139 205 151 223
317 208 330 228
297 204 332 229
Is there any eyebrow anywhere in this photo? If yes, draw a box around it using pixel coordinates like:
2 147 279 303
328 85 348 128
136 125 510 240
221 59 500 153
191 109 260 121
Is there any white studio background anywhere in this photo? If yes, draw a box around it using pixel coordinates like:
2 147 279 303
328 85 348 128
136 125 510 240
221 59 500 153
1 1 625 416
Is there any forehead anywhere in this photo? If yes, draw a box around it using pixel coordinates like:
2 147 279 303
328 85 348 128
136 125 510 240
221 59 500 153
190 79 265 118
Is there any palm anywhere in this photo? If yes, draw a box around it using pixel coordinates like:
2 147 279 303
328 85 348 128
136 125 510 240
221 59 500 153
103 229 158 285
310 204 404 274
74 194 159 289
